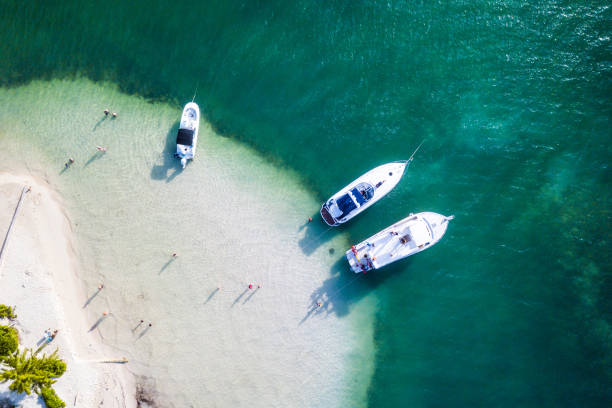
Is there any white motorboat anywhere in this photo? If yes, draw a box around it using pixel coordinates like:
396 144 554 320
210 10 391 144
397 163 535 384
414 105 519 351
175 102 200 168
320 142 423 226
346 212 454 273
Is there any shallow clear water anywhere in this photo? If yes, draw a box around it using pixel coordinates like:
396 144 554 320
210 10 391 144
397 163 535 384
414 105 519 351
0 80 376 407
1 0 611 406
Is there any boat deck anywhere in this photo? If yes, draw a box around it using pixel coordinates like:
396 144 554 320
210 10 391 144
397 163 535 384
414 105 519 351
320 205 337 226
347 215 424 271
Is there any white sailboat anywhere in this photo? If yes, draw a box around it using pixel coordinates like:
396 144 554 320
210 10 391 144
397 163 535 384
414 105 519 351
175 102 200 168
346 212 454 273
320 142 423 226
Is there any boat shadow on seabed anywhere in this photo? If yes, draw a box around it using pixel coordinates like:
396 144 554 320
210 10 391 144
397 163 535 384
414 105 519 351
298 212 336 255
150 121 183 183
300 257 409 324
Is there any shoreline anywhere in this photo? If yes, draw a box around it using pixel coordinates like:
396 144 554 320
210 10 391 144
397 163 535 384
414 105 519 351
0 172 136 407
0 78 376 407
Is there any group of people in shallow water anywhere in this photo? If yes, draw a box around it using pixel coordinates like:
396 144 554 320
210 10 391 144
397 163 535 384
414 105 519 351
64 109 115 168
103 108 118 118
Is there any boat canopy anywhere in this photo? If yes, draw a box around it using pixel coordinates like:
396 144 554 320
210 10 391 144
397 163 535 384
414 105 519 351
335 194 357 218
176 128 194 146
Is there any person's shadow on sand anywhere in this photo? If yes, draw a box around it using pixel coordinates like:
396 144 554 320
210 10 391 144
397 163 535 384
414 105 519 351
204 287 219 304
232 288 249 307
83 288 102 308
151 121 183 183
89 313 110 332
92 115 108 131
158 257 176 275
136 325 152 341
84 150 105 167
242 287 260 304
299 258 408 324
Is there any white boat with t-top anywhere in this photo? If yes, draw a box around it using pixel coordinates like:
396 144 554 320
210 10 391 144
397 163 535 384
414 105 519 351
320 142 424 226
175 102 200 168
346 211 454 273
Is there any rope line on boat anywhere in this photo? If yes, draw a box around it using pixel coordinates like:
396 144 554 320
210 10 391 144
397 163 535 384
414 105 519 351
408 139 425 162
192 82 199 102
303 225 334 258
330 272 362 299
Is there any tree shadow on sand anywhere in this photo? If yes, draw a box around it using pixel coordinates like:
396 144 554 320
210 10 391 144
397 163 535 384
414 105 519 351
0 389 26 406
150 121 183 183
298 213 336 255
300 258 409 324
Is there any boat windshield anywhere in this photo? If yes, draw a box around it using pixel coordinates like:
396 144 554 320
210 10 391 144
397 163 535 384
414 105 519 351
185 107 197 119
176 128 194 146
352 183 374 205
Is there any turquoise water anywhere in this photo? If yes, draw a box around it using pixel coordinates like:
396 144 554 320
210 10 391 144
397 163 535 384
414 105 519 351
1 0 611 406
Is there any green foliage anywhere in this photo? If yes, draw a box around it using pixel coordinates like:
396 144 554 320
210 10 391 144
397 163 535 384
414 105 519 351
0 348 66 396
0 349 53 394
38 350 66 377
40 386 66 408
0 305 17 320
0 325 18 359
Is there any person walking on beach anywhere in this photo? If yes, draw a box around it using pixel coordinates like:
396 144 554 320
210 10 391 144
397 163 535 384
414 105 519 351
133 319 144 331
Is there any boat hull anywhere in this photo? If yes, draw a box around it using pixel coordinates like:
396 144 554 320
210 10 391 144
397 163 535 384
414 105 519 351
320 161 409 226
176 102 200 168
345 212 454 273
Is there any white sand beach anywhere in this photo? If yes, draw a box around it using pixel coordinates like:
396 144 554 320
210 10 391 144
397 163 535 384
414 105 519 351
0 173 135 407
0 79 377 407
